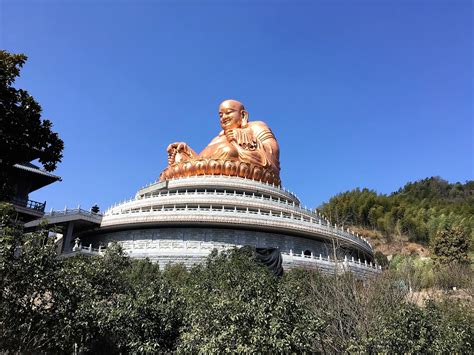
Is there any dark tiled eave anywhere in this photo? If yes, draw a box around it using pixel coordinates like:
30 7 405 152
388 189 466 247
13 163 62 181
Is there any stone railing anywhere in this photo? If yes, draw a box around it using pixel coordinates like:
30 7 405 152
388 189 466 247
101 206 373 254
139 188 297 206
104 190 372 251
106 176 373 253
24 207 103 228
107 190 320 221
138 174 301 204
281 252 381 270
11 197 46 212
281 253 381 277
69 242 106 255
45 207 103 218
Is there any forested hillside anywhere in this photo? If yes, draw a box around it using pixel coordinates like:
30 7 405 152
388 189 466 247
318 177 473 248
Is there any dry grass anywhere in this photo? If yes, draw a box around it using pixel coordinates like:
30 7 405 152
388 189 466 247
407 287 473 307
350 226 430 258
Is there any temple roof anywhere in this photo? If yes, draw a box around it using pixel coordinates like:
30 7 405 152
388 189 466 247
13 162 61 192
14 162 61 179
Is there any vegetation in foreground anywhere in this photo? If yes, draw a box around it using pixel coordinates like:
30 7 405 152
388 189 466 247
0 50 64 200
1 204 473 353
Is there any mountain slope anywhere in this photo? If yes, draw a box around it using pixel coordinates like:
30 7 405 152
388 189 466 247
318 177 473 256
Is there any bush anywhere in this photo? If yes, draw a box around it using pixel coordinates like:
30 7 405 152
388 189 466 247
434 263 473 290
1 206 473 354
353 300 473 353
177 247 323 353
374 251 389 267
389 254 435 290
432 226 471 266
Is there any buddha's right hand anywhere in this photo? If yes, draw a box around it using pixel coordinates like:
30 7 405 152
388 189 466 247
167 142 194 164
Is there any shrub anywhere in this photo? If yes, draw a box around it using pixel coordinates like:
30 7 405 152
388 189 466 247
432 226 471 266
374 250 389 267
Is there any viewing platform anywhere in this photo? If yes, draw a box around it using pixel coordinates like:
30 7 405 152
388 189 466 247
25 207 103 253
102 175 373 255
25 207 103 228
11 197 46 220
76 175 379 277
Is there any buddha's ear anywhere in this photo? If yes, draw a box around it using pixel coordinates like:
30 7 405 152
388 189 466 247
241 110 249 127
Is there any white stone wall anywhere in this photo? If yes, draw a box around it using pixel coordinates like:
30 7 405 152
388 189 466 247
84 227 372 263
88 227 326 254
79 226 380 277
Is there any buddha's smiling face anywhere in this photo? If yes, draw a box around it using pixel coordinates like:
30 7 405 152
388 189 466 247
219 100 246 130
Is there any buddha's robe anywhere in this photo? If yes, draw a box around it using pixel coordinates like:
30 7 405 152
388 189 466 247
199 121 280 175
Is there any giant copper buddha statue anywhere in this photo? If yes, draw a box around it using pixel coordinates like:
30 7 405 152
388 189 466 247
159 100 281 185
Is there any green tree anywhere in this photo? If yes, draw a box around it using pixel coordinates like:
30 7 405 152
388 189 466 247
81 260 184 353
319 178 474 246
374 250 389 267
0 203 71 352
0 50 64 198
178 247 323 353
353 301 473 353
432 226 471 265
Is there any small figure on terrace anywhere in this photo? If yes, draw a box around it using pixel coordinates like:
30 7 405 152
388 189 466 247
161 100 280 185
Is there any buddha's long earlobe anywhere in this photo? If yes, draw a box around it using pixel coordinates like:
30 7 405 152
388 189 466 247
241 110 249 127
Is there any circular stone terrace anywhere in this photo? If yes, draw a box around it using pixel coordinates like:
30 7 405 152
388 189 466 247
77 175 381 277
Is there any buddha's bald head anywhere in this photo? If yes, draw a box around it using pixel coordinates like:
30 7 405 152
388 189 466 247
219 99 248 130
220 99 245 111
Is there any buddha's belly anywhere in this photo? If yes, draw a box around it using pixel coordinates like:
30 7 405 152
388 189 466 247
199 137 239 160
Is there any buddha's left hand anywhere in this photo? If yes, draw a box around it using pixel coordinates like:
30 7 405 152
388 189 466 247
225 129 236 143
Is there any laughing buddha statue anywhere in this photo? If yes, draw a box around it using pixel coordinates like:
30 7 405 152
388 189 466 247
159 100 281 185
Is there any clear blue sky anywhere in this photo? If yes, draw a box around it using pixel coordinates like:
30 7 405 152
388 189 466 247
1 0 472 211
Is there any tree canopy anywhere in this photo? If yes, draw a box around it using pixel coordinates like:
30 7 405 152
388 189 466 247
432 226 471 266
0 50 64 197
319 177 474 246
